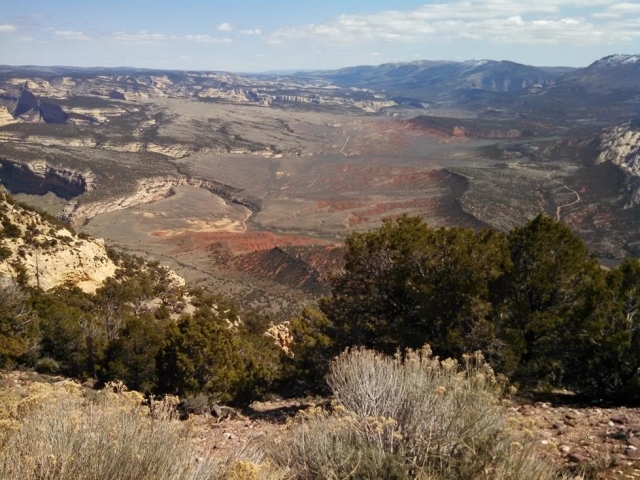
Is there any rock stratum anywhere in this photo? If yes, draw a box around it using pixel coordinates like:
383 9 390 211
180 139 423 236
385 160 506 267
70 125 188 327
597 122 640 207
0 193 116 292
0 69 396 114
61 175 255 227
0 85 97 126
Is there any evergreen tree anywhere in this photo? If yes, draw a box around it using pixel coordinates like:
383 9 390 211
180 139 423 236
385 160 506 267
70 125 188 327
320 215 510 359
494 214 599 385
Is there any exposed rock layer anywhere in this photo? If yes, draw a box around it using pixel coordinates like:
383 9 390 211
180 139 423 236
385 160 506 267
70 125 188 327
597 122 640 206
0 194 116 292
0 158 95 200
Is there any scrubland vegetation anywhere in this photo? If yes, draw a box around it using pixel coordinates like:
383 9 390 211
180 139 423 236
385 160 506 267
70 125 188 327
0 348 558 480
2 193 640 477
270 347 557 479
0 380 263 479
290 214 640 403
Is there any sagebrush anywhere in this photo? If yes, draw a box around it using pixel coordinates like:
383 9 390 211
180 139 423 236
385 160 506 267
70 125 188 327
268 346 557 480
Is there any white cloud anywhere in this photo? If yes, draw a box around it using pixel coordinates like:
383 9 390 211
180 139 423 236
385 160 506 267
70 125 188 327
111 31 171 44
109 31 232 45
239 29 262 35
185 35 232 43
592 2 640 18
0 24 16 33
54 30 91 41
268 0 639 46
217 23 234 32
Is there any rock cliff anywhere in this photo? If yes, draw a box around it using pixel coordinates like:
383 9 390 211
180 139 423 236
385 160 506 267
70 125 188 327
0 194 116 292
0 68 395 114
0 85 70 124
0 158 96 200
597 122 640 206
61 175 255 226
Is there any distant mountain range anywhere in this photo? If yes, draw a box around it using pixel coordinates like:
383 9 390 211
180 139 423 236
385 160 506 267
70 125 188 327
307 59 573 99
304 54 640 106
0 54 638 122
554 54 640 94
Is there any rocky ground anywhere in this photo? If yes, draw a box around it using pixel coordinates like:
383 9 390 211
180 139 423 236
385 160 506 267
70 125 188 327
507 397 640 479
3 370 640 478
187 392 640 479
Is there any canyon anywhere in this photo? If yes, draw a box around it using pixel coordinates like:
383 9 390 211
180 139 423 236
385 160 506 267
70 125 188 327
1 56 639 314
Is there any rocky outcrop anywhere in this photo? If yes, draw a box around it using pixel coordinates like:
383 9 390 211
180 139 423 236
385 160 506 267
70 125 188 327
0 68 397 114
228 243 343 294
352 100 396 112
276 95 320 104
0 106 15 127
198 88 272 106
0 194 117 292
406 116 523 139
0 158 96 200
265 322 293 357
597 122 640 206
0 85 70 124
0 131 208 159
62 176 254 226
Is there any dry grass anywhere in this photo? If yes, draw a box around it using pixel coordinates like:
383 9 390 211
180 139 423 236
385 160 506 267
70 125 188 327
267 346 559 479
0 380 273 480
0 349 563 479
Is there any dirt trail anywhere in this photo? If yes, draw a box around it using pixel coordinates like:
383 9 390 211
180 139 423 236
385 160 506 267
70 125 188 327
547 171 581 222
340 135 350 156
556 185 581 222
241 208 251 234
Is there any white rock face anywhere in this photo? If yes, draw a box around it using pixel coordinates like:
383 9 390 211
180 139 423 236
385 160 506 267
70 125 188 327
597 123 640 206
0 157 97 194
0 196 117 292
0 106 16 127
64 175 246 226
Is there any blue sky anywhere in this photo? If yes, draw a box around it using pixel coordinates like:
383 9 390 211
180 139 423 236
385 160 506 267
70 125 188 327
1 0 639 71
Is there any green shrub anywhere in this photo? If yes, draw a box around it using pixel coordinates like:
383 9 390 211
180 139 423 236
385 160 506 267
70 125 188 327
564 257 640 401
34 357 60 375
318 215 511 373
495 213 600 384
0 282 39 369
0 241 10 260
0 217 21 238
156 306 282 405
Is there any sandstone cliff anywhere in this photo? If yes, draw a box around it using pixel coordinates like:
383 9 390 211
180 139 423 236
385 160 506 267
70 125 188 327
0 158 96 200
0 86 69 124
597 122 640 206
0 194 116 292
0 69 395 114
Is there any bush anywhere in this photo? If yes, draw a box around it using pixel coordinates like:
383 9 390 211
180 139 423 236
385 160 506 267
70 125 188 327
0 381 265 480
0 282 39 368
0 216 21 239
564 257 640 401
34 357 60 374
268 346 556 480
156 306 283 405
0 241 10 260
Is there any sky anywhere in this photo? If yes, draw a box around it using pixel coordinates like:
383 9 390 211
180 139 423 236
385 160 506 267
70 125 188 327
1 0 639 72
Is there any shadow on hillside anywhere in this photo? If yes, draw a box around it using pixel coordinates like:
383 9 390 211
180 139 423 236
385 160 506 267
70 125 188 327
516 390 640 409
245 398 331 424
